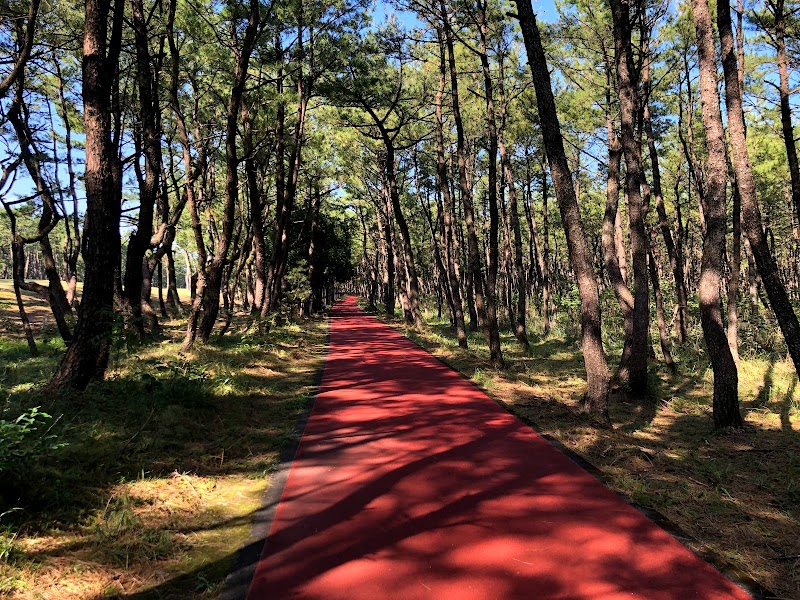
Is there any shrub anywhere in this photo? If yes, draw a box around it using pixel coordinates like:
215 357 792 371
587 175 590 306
0 406 65 479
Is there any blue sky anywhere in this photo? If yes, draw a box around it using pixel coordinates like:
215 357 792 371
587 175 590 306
371 0 560 27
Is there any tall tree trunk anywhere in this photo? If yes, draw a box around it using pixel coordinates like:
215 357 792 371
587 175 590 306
198 0 260 341
123 0 161 336
691 0 742 427
498 54 529 350
718 0 800 381
603 90 635 380
441 0 491 353
773 0 800 228
307 181 322 313
609 0 649 396
514 0 612 420
435 29 467 347
384 145 423 327
54 56 81 308
243 100 268 316
475 0 504 364
49 0 124 390
644 78 688 345
264 24 310 315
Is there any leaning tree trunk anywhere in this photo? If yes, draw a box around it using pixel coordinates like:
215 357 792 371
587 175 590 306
514 0 611 421
717 0 800 382
691 0 742 428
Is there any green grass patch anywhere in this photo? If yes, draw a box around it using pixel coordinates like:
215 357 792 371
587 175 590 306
0 308 328 599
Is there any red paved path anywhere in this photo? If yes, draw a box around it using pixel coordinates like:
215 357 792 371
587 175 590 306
246 297 751 599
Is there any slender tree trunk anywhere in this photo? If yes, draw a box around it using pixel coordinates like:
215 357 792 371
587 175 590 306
718 0 800 381
476 0 504 365
166 246 181 313
435 29 467 347
774 0 800 228
648 233 675 373
728 160 741 364
198 0 260 341
54 57 81 308
264 26 309 315
243 100 268 316
441 0 491 352
514 0 612 420
384 145 423 327
307 181 322 313
12 243 37 356
609 0 649 396
498 60 529 349
692 0 742 427
375 195 395 316
123 0 162 337
603 92 635 380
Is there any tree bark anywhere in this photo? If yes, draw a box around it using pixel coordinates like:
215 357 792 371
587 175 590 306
514 0 611 420
691 0 742 427
49 0 124 390
718 0 800 382
609 0 649 396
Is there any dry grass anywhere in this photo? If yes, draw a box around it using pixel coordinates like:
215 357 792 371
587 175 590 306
0 284 328 599
389 310 800 600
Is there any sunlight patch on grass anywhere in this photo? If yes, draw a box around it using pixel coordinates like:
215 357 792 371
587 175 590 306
0 313 329 599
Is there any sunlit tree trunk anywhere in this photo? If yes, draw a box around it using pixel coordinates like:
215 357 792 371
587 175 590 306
692 0 742 427
515 0 611 420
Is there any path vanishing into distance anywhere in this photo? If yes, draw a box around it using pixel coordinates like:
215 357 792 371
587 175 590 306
243 297 752 600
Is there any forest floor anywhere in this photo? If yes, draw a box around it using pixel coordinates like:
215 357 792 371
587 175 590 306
0 281 329 599
380 305 800 600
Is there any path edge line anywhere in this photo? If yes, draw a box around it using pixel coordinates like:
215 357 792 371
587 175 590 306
219 310 334 600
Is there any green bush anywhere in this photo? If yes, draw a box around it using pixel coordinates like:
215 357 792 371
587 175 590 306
0 406 65 478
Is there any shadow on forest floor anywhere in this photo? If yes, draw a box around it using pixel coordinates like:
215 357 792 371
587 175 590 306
0 303 329 599
388 310 800 600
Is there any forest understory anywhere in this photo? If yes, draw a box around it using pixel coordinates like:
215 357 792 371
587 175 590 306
0 282 328 598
